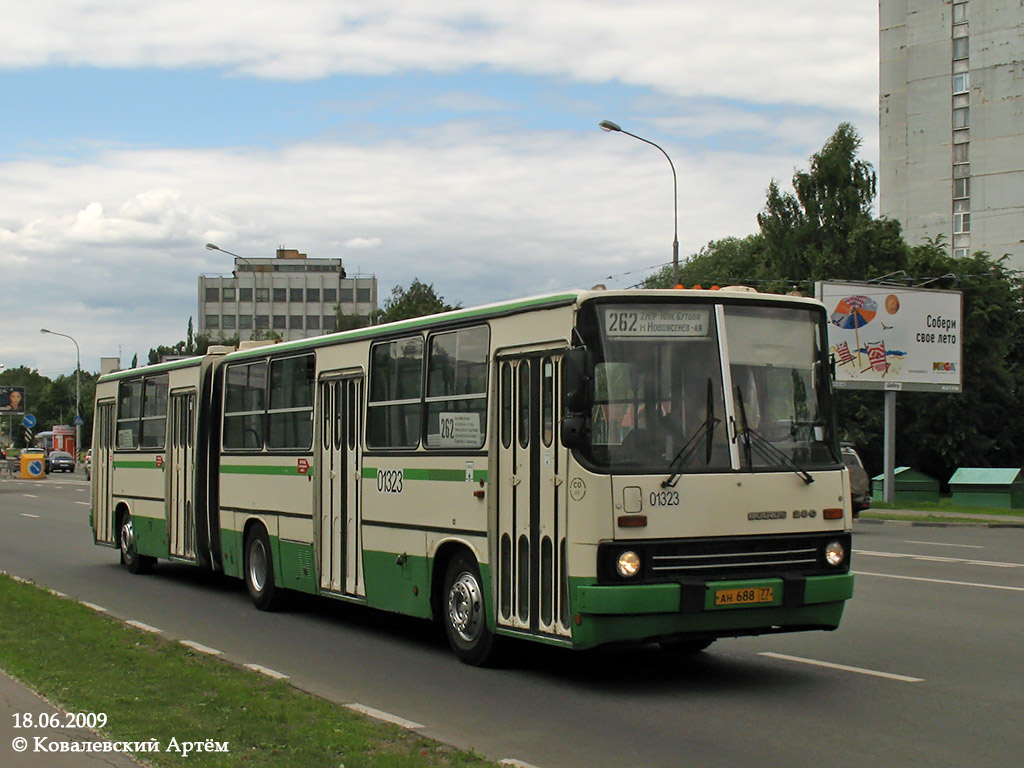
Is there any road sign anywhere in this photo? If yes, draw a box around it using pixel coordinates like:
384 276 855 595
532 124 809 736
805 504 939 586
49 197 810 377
74 414 84 426
22 413 37 429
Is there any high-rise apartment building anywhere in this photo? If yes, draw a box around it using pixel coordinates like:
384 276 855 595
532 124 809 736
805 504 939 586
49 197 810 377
198 248 378 342
879 0 1023 262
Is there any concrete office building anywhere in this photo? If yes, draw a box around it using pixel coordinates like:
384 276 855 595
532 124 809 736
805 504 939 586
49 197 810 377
879 0 1023 263
198 248 378 342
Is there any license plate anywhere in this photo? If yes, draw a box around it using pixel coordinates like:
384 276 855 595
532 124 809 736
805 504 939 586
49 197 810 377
714 586 775 607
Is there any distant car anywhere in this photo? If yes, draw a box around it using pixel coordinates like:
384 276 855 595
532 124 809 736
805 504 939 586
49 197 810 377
841 445 871 517
47 450 76 473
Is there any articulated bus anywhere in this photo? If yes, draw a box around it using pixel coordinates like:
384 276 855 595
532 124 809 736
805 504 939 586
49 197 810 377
91 288 854 665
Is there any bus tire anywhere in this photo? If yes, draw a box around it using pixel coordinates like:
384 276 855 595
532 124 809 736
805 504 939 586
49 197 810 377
245 526 282 611
442 553 499 666
119 512 154 575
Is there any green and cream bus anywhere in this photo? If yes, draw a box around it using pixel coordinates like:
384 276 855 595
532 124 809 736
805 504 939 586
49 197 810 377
91 288 854 664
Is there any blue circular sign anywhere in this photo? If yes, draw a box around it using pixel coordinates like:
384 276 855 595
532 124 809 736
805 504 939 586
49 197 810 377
27 459 44 477
22 413 37 429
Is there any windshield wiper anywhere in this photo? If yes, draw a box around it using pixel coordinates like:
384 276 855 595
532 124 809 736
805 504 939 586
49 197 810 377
734 386 814 485
662 380 720 488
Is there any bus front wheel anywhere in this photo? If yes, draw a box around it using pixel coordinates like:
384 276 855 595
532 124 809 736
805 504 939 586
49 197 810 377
442 553 500 666
245 526 282 611
119 512 154 575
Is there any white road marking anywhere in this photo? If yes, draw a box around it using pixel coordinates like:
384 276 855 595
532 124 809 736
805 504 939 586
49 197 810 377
760 652 924 683
74 501 90 506
244 663 289 680
180 640 222 656
857 549 1023 569
855 570 1024 593
20 513 40 518
22 494 37 498
904 540 984 549
345 703 424 730
126 620 162 634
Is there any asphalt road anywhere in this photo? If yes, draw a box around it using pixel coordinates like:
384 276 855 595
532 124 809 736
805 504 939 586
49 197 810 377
2 474 1023 768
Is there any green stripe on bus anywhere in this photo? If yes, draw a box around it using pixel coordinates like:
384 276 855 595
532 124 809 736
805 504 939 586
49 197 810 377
362 467 488 482
113 460 161 469
221 464 315 476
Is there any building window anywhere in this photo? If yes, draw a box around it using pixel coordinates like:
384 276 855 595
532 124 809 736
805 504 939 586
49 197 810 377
290 288 303 302
205 287 220 302
290 315 303 329
323 288 337 303
952 2 967 24
953 143 969 163
306 288 320 302
273 315 287 329
954 212 971 234
953 247 969 259
323 315 337 332
357 287 371 303
953 36 969 60
222 315 236 330
239 315 253 330
255 288 270 303
953 72 969 94
273 288 287 302
953 177 970 199
306 315 320 330
223 287 236 302
255 315 270 329
953 107 969 129
206 314 220 329
239 288 253 302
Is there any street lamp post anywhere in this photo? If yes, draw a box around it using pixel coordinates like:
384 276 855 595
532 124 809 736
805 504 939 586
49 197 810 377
40 328 81 457
599 120 680 287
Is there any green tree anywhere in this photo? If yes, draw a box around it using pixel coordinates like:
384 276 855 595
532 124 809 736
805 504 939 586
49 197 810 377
372 278 460 324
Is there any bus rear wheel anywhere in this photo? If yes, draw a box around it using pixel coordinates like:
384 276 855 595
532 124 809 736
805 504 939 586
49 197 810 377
442 553 500 666
119 512 154 575
245 526 282 611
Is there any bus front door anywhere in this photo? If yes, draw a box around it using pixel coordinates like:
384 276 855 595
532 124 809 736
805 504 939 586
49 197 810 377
317 376 363 597
495 354 571 638
167 391 197 561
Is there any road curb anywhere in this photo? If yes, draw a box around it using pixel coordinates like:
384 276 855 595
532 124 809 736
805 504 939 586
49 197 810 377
857 517 1024 529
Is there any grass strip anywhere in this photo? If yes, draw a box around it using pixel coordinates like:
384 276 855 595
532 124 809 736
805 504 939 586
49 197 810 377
0 574 494 768
868 499 1024 517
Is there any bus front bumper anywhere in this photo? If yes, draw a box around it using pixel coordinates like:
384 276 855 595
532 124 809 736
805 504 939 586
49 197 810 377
570 572 854 649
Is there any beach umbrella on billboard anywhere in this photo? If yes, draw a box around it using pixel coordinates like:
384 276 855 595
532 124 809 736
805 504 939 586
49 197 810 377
831 295 877 365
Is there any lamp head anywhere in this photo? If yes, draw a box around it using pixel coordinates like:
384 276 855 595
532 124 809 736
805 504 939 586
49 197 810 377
205 243 220 251
599 120 622 133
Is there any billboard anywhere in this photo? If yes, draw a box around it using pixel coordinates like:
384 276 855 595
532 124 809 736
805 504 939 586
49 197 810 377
815 282 962 393
0 386 26 413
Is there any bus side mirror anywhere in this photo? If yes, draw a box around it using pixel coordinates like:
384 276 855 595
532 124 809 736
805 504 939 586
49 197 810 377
560 415 590 449
562 347 593 414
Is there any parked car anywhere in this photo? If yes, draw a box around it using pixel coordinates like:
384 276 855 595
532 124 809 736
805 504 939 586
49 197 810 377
46 450 76 473
841 444 871 517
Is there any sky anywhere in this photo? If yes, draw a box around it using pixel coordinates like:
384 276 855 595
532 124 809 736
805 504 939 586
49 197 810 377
0 0 880 379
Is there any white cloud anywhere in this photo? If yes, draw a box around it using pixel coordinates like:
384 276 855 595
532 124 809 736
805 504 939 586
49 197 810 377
0 1 878 111
0 128 821 373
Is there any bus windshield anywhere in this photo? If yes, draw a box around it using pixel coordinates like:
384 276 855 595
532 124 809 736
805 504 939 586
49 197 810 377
578 300 837 474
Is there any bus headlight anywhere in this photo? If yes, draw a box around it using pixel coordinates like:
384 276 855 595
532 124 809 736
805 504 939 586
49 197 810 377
616 551 641 578
824 541 846 567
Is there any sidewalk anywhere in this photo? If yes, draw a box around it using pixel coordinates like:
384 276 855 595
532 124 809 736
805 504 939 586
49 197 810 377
0 670 142 767
860 507 1024 526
